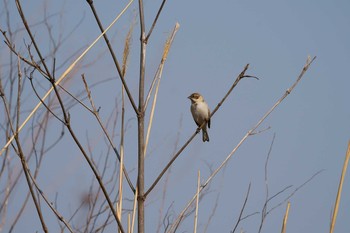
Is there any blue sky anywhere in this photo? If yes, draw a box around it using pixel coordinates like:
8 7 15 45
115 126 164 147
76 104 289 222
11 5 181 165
1 0 350 232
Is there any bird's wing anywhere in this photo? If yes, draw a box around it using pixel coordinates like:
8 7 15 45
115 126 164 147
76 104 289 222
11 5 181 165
207 108 211 128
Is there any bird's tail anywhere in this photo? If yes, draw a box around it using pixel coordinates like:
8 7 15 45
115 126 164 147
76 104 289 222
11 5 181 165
202 129 209 142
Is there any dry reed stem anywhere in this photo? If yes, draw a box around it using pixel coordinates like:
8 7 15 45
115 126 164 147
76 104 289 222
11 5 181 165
144 23 180 157
330 141 350 233
117 143 124 232
193 170 200 233
0 0 134 157
130 188 138 233
281 202 290 233
169 56 316 231
117 17 133 230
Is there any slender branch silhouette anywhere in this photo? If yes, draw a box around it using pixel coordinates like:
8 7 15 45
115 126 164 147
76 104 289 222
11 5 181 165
82 75 135 193
86 0 138 113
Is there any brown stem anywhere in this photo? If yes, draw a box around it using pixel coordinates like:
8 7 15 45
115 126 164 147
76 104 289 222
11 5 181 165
15 0 51 79
137 0 147 232
231 183 252 233
86 0 138 114
64 117 125 233
145 0 168 43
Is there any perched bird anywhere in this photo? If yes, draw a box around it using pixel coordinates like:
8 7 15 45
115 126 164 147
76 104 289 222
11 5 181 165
188 93 211 142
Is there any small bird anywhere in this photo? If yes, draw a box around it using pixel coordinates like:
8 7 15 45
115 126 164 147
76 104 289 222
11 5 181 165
188 93 211 142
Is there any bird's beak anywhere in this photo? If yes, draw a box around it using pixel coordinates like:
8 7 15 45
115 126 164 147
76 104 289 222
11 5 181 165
187 96 191 99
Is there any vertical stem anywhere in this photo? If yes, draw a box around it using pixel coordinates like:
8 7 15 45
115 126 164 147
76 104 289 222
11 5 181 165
137 0 146 232
193 170 200 233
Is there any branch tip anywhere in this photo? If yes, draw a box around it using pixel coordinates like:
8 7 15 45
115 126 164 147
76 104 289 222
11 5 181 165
243 75 259 80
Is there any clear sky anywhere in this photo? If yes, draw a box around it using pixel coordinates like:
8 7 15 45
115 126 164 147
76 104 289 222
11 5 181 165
1 0 350 232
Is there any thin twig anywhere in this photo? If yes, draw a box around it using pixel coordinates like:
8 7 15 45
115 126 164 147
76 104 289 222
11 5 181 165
28 165 75 232
268 169 324 215
82 75 135 193
145 0 168 43
231 183 252 233
28 75 65 124
1 29 94 115
15 0 52 79
86 0 138 114
259 133 276 232
203 192 220 233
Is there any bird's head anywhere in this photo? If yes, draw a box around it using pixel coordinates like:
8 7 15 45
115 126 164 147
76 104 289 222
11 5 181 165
188 93 203 103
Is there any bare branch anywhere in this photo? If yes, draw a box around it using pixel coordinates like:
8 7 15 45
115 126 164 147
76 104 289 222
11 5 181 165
86 0 138 114
28 73 65 125
15 0 52 79
268 169 324 214
203 193 220 233
145 0 168 43
231 183 252 233
258 133 276 232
